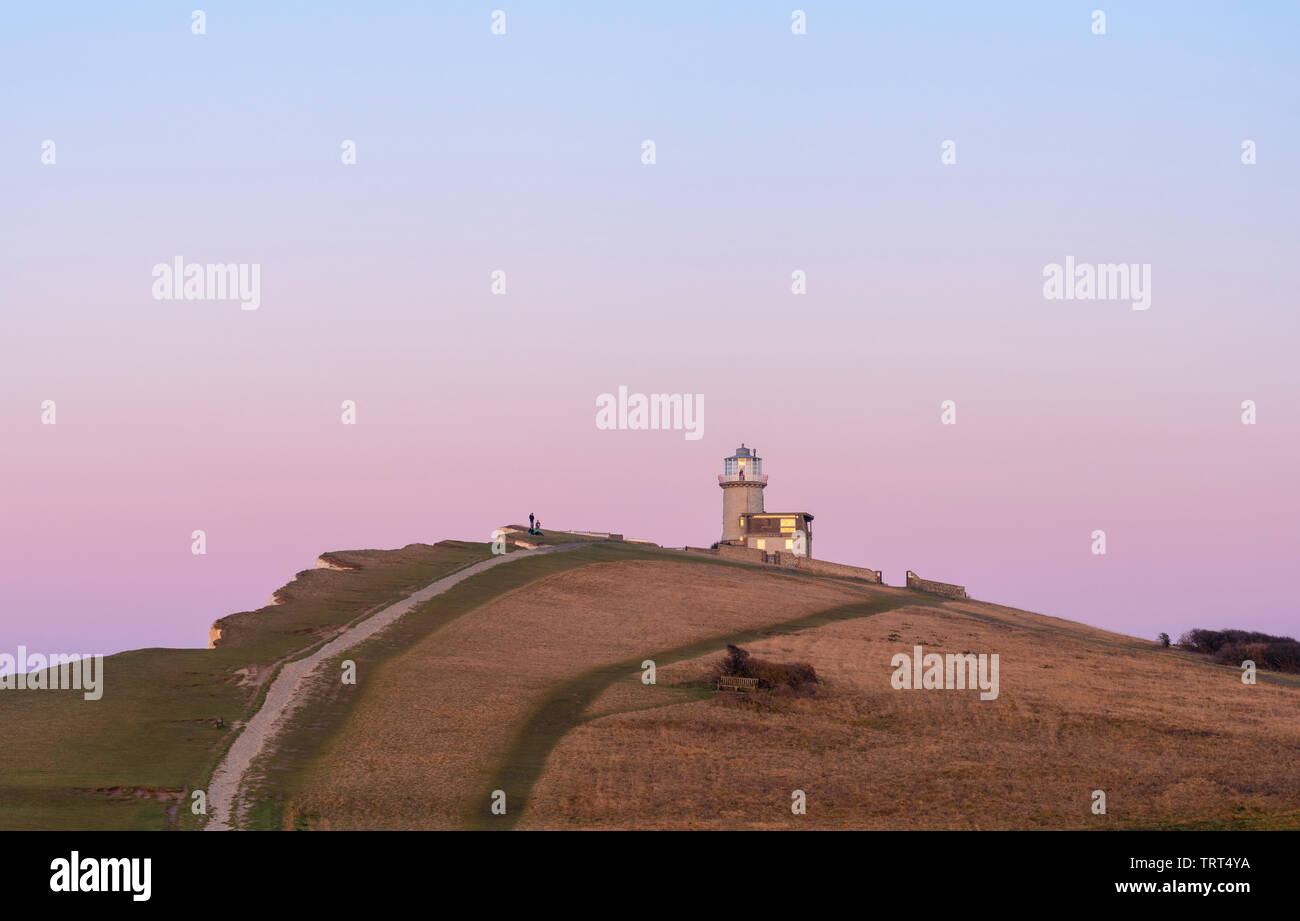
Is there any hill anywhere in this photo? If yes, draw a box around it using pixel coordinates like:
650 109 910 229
3 533 1298 830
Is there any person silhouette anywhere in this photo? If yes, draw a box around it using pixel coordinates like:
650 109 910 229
529 512 535 531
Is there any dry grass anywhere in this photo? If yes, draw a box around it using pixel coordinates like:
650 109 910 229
517 599 1300 829
283 560 871 828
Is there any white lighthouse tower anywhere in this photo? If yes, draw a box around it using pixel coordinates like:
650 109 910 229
719 444 767 545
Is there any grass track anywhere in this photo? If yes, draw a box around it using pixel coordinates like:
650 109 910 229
469 594 913 830
260 542 886 828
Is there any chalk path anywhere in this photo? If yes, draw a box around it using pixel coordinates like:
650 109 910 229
204 543 582 830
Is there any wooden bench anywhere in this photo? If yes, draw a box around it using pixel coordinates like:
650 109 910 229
717 676 759 692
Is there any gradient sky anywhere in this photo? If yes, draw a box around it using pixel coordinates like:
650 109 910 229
2 2 1297 660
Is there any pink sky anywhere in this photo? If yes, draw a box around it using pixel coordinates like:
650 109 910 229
2 3 1297 657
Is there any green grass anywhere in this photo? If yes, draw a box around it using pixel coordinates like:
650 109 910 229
0 540 491 830
503 526 614 546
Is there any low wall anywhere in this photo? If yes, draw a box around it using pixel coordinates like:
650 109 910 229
786 555 882 584
716 544 882 583
906 570 967 599
716 544 766 564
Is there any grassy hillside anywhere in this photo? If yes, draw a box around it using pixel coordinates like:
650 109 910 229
265 548 1300 831
522 595 1300 829
6 534 1298 831
0 540 491 830
271 554 895 829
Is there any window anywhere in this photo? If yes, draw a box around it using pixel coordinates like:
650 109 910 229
756 539 766 550
780 517 796 529
785 539 794 550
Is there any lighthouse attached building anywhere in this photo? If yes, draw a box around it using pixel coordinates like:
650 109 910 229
718 445 813 558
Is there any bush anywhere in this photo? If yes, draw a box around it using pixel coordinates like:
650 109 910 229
1158 632 1171 648
713 644 751 678
710 644 819 693
1178 628 1300 674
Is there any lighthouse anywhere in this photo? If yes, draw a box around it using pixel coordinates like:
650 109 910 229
718 445 768 544
718 444 815 557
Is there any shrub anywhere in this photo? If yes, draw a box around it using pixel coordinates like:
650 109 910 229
1158 632 1171 648
1178 628 1300 674
716 644 753 677
709 644 819 693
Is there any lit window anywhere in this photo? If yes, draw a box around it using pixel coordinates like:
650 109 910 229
756 539 766 550
785 539 794 550
780 517 795 529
